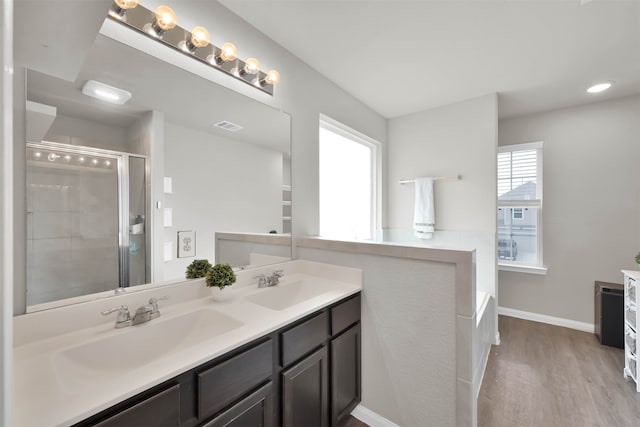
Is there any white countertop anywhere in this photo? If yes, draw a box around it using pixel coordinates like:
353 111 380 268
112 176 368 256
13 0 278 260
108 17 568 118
13 260 362 427
623 269 640 279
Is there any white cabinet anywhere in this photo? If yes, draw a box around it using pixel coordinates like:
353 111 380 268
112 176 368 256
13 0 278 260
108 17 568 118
623 270 640 392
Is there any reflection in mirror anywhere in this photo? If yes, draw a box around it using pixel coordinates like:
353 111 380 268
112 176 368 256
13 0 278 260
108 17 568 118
24 28 291 311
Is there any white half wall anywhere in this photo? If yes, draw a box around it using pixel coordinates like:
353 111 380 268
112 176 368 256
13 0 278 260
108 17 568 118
498 95 640 324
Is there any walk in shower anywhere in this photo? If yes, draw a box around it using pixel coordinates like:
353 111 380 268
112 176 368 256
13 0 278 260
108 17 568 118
26 142 149 307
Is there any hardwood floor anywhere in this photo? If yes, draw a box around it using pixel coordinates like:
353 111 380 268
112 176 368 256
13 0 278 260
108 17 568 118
344 415 369 427
478 315 640 427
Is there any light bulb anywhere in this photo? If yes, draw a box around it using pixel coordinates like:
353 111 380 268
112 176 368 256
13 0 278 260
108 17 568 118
243 58 260 75
155 6 177 31
64 155 71 161
265 70 281 85
34 152 41 158
79 157 85 163
114 0 138 9
220 43 237 62
92 159 99 165
587 82 613 93
104 160 111 167
110 0 139 19
190 26 210 48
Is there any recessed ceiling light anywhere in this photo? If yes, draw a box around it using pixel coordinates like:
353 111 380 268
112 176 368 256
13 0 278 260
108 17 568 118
586 82 613 94
82 80 132 104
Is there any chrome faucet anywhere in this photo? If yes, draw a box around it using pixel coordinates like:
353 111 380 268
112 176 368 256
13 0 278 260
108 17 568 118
101 305 132 328
267 270 284 286
254 270 284 288
101 296 168 328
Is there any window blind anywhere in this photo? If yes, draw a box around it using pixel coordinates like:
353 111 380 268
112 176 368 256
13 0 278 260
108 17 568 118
498 148 539 202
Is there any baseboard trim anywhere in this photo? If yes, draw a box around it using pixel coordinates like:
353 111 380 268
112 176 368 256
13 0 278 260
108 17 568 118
498 306 594 333
351 405 400 427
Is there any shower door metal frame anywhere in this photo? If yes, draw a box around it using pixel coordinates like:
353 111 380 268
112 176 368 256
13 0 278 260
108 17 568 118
26 141 148 290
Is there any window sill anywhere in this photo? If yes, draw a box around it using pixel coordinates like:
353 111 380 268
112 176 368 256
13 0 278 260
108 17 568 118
498 263 548 275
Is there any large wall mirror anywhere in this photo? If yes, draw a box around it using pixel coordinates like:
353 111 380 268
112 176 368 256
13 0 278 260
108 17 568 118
20 2 291 312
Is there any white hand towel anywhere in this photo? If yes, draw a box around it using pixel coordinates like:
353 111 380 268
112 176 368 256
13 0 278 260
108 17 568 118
414 177 435 239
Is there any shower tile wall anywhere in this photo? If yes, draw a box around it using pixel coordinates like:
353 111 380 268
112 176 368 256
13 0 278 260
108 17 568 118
27 164 119 306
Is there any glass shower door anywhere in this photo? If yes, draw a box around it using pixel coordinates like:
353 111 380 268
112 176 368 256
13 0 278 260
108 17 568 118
126 156 148 287
26 145 120 306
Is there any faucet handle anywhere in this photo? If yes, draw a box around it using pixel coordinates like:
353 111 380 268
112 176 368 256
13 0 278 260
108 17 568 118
101 305 131 328
254 274 267 287
149 296 168 319
272 269 284 278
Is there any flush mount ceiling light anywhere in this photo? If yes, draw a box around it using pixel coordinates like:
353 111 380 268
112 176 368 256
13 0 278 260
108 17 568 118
587 81 613 94
82 80 132 104
106 1 280 95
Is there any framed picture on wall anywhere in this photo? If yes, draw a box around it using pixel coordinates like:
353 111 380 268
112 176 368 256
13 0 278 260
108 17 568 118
177 230 196 258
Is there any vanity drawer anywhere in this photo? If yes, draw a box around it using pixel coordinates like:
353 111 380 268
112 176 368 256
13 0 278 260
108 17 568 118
198 339 273 420
281 312 328 367
331 294 361 336
92 383 180 427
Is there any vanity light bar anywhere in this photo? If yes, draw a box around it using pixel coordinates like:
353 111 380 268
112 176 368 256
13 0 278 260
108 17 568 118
107 2 280 96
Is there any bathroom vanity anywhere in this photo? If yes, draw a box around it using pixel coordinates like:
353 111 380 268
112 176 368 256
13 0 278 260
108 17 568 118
13 261 362 427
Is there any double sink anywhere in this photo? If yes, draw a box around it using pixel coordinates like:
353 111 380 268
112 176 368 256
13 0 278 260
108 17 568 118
52 276 341 389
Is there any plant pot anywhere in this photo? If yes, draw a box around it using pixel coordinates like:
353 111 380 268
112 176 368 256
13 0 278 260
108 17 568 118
211 286 232 302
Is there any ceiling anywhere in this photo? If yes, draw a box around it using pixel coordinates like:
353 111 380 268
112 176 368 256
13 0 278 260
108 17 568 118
220 0 640 119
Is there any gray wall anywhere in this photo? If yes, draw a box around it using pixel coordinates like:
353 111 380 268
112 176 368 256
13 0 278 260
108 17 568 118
498 95 640 324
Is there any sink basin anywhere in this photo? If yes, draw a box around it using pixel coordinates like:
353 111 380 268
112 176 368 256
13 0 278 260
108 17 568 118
246 279 336 311
53 308 243 389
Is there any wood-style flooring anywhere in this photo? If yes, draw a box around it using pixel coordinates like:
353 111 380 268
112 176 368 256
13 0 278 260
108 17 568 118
344 415 369 427
478 315 640 427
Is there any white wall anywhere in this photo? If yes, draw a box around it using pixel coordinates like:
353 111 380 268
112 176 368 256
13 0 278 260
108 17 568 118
498 95 640 324
386 94 498 300
298 247 457 426
45 114 130 152
179 2 388 242
163 122 283 280
387 94 497 232
1 0 13 423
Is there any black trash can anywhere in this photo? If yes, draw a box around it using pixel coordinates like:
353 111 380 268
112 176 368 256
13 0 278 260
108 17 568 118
594 281 624 349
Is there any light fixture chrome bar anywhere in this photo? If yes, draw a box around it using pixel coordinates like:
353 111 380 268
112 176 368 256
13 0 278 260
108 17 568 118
107 4 277 95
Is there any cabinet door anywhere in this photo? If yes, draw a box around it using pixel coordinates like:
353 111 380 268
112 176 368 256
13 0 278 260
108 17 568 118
92 384 180 427
282 346 328 427
202 382 273 427
331 325 361 427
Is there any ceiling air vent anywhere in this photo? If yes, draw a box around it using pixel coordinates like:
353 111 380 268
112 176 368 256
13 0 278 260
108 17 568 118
214 120 243 132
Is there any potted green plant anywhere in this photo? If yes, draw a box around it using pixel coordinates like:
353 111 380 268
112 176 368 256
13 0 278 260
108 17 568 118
185 259 213 279
635 252 640 269
206 263 237 301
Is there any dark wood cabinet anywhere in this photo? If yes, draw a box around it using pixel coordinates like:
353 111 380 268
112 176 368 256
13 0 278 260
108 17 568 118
92 383 181 427
198 339 273 420
202 382 273 427
76 292 360 427
331 325 361 427
282 347 329 427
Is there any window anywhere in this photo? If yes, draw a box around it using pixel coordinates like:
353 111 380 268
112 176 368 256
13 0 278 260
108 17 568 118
319 116 378 240
512 208 523 220
498 142 544 271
